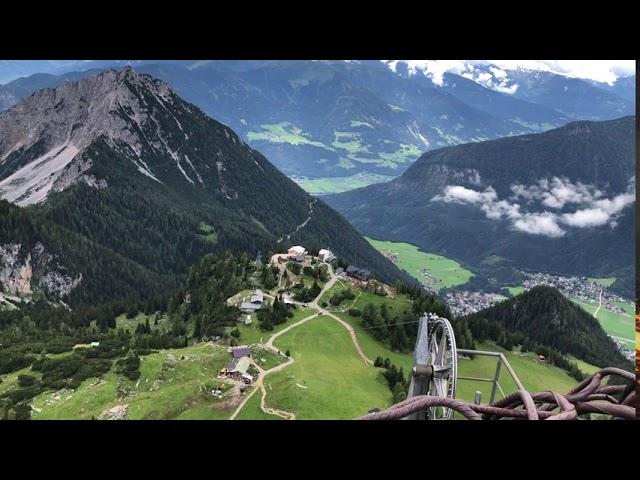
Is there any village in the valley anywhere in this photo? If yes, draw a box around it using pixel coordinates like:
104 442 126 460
441 271 635 361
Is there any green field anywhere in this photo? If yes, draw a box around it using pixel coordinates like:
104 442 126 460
613 301 635 316
588 277 616 287
29 343 237 420
235 390 281 420
504 286 525 296
268 316 392 419
238 307 317 345
295 172 396 195
115 312 169 332
197 222 217 243
251 346 288 371
570 298 635 349
318 281 588 404
366 238 474 290
247 122 327 148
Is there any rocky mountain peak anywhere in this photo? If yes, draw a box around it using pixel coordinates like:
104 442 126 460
0 68 191 206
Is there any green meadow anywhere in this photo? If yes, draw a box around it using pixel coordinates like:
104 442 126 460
295 172 396 195
570 298 634 349
29 343 236 420
366 238 474 290
268 316 392 419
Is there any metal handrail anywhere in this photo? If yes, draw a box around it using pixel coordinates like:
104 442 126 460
458 348 525 404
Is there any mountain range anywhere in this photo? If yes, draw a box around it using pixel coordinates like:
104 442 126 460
325 116 636 298
0 67 413 306
1 61 634 194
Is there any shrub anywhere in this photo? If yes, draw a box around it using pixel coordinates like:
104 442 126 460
348 308 361 317
17 375 37 388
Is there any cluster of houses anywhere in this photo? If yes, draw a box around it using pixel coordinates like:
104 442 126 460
220 346 254 384
286 246 336 263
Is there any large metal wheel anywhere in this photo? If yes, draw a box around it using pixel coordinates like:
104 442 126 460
406 313 458 420
425 316 457 419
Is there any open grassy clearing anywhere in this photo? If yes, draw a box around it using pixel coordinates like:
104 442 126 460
115 312 169 332
197 222 217 243
613 301 635 316
237 307 317 345
377 143 422 164
570 297 634 348
247 122 328 148
366 238 473 290
332 131 370 155
587 277 616 287
349 120 374 129
504 286 525 296
295 172 396 195
234 389 281 420
29 343 237 420
252 346 288 371
269 316 392 419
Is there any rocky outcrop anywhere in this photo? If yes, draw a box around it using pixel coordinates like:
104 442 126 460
98 404 128 420
0 242 81 298
0 243 32 295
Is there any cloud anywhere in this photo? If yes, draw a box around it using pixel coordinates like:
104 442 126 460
513 212 566 238
384 60 468 86
510 177 602 209
431 177 635 238
561 208 611 228
383 60 635 87
433 185 497 204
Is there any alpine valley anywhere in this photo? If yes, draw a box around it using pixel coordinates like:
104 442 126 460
0 67 413 307
0 61 635 421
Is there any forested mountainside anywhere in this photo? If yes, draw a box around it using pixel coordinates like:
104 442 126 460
461 286 632 370
326 117 636 298
0 68 413 307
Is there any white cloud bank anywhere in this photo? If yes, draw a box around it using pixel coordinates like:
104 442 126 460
383 60 635 88
432 177 635 238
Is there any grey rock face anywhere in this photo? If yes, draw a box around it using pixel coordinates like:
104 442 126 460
0 241 81 298
0 67 177 205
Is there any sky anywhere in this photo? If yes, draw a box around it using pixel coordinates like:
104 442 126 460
384 60 636 87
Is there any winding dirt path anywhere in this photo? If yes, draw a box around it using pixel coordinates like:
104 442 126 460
276 198 317 244
230 263 373 420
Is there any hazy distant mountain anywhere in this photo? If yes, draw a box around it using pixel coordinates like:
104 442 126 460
1 61 634 194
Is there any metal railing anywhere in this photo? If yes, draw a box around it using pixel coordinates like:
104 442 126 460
457 349 525 405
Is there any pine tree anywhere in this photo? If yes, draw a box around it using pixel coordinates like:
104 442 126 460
193 316 202 339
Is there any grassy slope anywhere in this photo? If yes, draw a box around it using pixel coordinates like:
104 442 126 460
238 307 317 344
320 282 594 402
30 343 236 420
268 316 392 419
570 297 634 348
366 238 473 290
234 389 281 420
295 173 396 195
588 277 616 287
